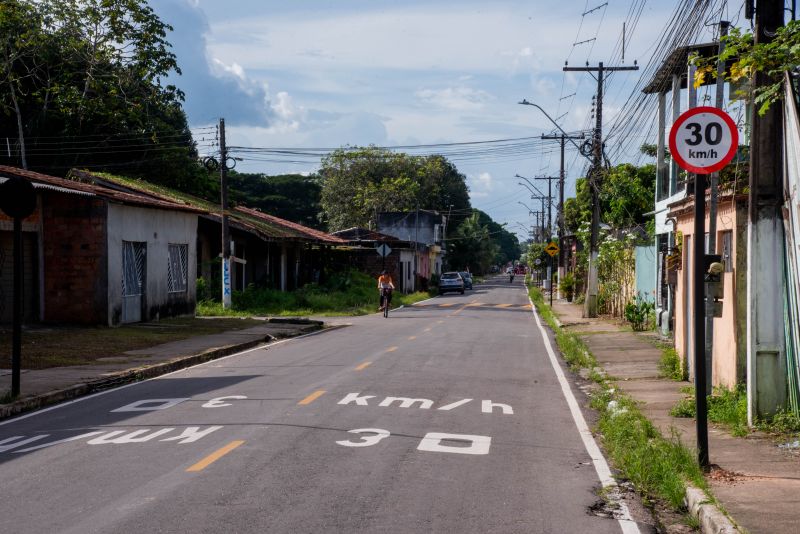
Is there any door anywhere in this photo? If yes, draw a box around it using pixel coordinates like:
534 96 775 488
122 241 146 323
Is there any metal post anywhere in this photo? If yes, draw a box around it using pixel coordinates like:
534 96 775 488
11 216 22 397
693 171 709 469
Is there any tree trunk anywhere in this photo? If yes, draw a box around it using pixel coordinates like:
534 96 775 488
9 82 27 169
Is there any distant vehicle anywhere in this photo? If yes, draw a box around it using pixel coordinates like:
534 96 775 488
459 271 473 290
438 272 465 295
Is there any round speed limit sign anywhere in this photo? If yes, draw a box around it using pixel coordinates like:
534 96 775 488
669 106 738 174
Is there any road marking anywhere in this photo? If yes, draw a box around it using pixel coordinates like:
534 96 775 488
355 361 372 371
186 440 245 472
408 335 417 340
439 303 455 307
298 390 326 405
495 303 513 308
436 320 443 324
423 328 432 332
386 346 398 353
529 296 640 534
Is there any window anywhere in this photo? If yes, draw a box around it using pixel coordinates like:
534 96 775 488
720 231 733 273
168 244 188 293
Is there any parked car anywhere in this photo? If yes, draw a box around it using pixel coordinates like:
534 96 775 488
459 271 473 290
438 271 465 295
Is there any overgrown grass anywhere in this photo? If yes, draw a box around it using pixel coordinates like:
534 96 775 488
669 385 749 437
197 270 431 317
659 347 685 381
527 284 709 513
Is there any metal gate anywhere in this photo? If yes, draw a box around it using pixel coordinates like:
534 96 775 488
122 241 146 323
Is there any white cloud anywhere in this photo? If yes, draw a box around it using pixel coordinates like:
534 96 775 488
468 171 494 200
415 87 493 110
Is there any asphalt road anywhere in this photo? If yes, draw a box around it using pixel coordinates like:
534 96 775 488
0 276 645 533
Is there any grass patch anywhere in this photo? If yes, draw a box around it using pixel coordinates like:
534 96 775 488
0 317 264 370
197 270 430 317
659 347 685 381
669 385 749 437
527 283 710 514
759 411 800 434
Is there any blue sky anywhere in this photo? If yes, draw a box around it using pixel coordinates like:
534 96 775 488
147 0 732 241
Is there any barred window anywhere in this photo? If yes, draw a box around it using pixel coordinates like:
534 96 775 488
168 244 188 293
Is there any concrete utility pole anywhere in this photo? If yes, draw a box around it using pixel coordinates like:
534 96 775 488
542 132 585 294
564 61 639 317
220 118 232 309
747 2 786 423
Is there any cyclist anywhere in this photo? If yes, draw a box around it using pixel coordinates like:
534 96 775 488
377 270 395 311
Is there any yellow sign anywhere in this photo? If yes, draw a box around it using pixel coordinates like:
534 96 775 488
545 242 559 257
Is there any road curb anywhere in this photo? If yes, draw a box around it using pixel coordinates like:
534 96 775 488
684 485 740 533
0 321 325 422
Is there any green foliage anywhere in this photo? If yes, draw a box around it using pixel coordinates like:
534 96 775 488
758 411 800 434
669 397 696 418
691 21 800 115
0 0 209 192
659 347 684 381
317 147 470 231
473 209 520 265
446 211 500 275
229 172 323 228
670 385 749 437
560 271 575 294
624 293 655 331
197 270 429 317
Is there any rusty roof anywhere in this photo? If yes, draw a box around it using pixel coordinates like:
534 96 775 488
642 42 723 94
0 166 203 214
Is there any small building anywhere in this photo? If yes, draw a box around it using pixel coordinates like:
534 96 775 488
377 210 445 290
668 192 748 388
331 228 413 292
0 166 202 325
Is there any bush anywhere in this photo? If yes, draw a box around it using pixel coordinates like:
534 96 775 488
624 294 655 331
560 272 575 300
658 347 684 381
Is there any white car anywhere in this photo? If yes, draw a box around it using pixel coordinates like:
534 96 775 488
438 272 465 295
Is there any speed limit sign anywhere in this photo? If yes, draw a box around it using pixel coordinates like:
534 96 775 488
669 106 738 174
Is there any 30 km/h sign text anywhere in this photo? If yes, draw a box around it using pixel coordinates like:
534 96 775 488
669 106 738 174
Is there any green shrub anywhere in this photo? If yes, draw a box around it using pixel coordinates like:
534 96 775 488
624 294 655 331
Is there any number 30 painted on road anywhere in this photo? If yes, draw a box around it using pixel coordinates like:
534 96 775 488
336 428 491 455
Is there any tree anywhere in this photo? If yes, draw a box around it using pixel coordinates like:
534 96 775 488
0 0 209 193
229 172 323 229
317 147 471 231
446 211 498 275
473 210 520 265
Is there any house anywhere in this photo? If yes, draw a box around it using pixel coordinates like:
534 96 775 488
0 166 202 325
331 228 414 292
71 170 347 296
668 192 748 388
377 210 445 291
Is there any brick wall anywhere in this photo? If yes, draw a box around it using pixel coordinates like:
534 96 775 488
41 193 108 324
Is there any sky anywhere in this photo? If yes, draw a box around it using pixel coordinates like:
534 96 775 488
146 0 735 242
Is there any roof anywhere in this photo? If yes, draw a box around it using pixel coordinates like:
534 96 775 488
0 166 203 214
332 227 401 242
643 42 729 94
69 169 344 244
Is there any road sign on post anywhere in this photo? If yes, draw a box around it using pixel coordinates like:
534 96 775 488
669 106 739 174
375 243 392 257
544 242 559 257
669 105 738 470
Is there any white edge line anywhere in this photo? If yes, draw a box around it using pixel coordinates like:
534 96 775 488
0 327 335 427
528 295 640 534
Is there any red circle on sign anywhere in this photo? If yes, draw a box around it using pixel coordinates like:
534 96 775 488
668 106 739 174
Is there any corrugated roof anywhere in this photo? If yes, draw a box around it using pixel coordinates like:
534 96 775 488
0 166 203 213
332 227 401 242
68 169 344 244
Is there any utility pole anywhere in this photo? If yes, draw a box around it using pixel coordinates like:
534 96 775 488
542 132 585 296
564 61 638 317
705 21 729 396
746 1 786 423
535 175 558 296
219 118 232 309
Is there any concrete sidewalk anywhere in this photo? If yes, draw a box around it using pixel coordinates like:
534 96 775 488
0 318 327 420
551 298 800 534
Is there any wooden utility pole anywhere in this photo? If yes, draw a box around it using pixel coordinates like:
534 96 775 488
564 62 638 317
746 1 786 422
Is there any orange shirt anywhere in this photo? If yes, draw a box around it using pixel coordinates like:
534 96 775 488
378 274 394 289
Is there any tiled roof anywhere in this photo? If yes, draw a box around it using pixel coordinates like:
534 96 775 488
68 169 344 244
0 166 203 213
332 227 401 242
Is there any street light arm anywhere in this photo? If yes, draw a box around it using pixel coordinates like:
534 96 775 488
515 174 546 197
518 99 592 160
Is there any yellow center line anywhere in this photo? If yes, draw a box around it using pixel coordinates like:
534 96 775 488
440 303 455 307
298 390 326 405
495 303 513 308
386 346 398 352
355 361 372 371
186 440 245 472
423 328 432 332
408 335 417 340
437 320 444 324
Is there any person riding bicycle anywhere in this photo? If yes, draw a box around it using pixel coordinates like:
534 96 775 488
377 270 395 311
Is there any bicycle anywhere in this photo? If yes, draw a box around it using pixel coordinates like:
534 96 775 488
380 288 393 318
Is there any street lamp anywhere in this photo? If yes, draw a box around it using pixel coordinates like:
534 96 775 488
518 100 591 161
